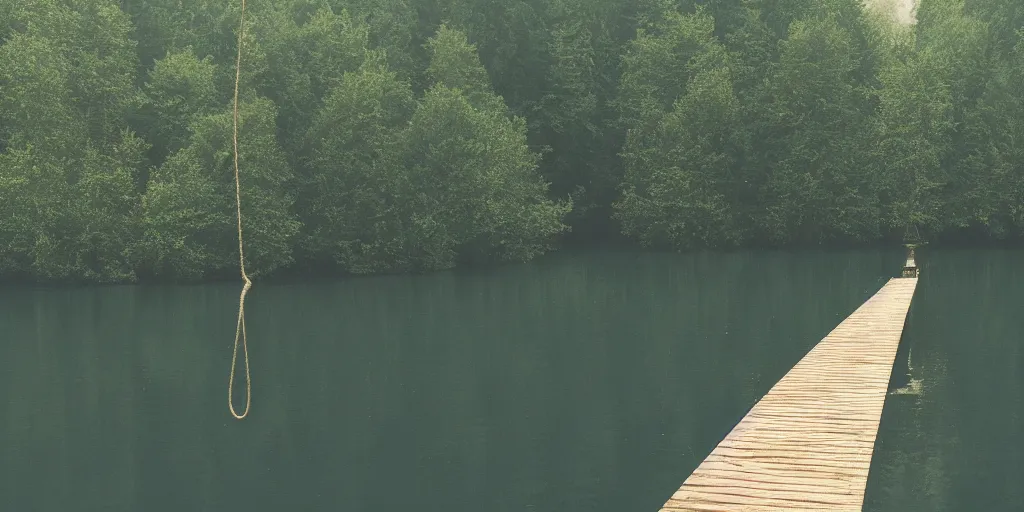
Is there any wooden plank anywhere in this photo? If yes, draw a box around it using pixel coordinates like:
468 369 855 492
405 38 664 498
661 277 918 512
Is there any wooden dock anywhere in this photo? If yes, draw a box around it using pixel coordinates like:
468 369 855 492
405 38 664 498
662 277 918 511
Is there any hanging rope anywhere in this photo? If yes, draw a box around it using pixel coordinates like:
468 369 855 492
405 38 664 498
228 0 252 420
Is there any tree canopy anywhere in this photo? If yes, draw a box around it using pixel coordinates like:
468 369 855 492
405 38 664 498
1 0 1022 282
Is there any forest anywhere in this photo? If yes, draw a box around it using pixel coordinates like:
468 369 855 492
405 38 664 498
0 0 1022 282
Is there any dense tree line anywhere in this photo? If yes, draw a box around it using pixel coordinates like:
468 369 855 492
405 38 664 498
0 0 1022 282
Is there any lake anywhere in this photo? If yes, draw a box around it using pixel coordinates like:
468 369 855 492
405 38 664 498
1 249 1021 511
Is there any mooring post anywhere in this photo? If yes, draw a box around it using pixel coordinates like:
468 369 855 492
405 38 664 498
902 245 919 278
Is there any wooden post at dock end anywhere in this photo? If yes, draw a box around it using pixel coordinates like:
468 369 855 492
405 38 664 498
901 245 919 278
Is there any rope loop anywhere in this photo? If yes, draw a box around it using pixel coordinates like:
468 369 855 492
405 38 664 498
228 0 252 420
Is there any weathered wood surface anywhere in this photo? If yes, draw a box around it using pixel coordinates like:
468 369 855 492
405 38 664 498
663 277 918 512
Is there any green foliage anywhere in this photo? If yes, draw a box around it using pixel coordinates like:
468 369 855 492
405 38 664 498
0 31 80 150
394 27 569 270
4 0 1024 282
140 97 299 280
403 85 570 269
339 0 419 82
436 0 550 114
539 0 625 237
617 66 740 248
0 1 145 282
616 7 741 248
871 45 954 237
252 3 370 151
121 0 236 71
300 26 569 273
302 57 417 272
48 132 146 283
758 15 878 243
617 8 726 131
426 24 507 113
144 49 220 159
7 0 143 146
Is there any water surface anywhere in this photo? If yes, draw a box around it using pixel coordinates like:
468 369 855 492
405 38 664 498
2 249 1019 511
864 249 1024 511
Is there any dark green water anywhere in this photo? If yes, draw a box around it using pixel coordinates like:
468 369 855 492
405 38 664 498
864 249 1024 512
1 250 1020 511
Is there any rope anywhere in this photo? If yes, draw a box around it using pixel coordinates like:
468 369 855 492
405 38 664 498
228 0 252 420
